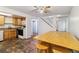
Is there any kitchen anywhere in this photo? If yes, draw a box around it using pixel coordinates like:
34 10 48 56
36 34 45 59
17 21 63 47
0 6 79 53
0 14 26 41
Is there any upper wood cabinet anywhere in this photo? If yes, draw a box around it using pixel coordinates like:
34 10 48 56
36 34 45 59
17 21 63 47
13 18 18 25
13 18 22 26
12 16 25 26
17 19 22 25
0 16 5 25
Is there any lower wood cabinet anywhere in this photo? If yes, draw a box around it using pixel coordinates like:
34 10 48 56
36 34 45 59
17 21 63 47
4 30 9 40
4 29 16 40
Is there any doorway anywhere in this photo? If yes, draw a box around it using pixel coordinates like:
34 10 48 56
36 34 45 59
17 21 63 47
57 17 68 32
31 19 38 36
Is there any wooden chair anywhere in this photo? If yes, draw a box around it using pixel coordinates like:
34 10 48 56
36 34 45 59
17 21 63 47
52 45 73 53
35 40 49 53
36 43 48 53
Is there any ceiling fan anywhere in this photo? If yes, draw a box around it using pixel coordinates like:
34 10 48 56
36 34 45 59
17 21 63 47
32 6 51 13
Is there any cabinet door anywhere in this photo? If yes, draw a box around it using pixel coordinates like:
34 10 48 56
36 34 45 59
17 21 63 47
13 18 22 26
8 30 12 39
13 18 17 25
10 29 16 38
17 19 22 25
0 16 5 25
4 29 16 40
4 30 9 40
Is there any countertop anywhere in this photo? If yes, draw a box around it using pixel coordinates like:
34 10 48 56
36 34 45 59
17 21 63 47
0 26 22 30
0 28 17 30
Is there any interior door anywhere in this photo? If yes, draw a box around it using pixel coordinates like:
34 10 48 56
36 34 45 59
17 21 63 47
31 19 38 36
57 19 66 32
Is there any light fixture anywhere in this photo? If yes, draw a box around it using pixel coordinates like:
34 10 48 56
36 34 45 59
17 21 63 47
0 12 12 16
37 6 51 13
40 9 44 13
32 6 51 14
56 15 62 17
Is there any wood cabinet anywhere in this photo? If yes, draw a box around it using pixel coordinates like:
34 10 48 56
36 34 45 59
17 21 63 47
12 16 25 26
4 29 16 40
17 19 22 25
0 16 5 25
4 30 9 40
13 18 22 26
13 18 17 25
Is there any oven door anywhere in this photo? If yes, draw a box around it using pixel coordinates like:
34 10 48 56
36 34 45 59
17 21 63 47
17 29 23 36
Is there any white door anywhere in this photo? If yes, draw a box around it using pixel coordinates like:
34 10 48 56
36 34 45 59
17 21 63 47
31 19 38 35
57 19 66 31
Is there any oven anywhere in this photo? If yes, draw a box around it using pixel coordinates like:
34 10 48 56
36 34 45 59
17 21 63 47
17 29 23 36
16 26 26 39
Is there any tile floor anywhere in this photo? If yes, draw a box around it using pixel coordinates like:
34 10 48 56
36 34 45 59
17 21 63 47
0 37 37 53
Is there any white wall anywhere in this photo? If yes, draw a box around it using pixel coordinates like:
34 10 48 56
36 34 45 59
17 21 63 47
0 7 31 39
69 7 79 38
38 18 56 35
26 18 33 38
0 7 27 17
30 16 68 35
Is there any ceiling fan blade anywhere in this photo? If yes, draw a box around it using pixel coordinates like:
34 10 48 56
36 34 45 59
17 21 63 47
30 8 38 12
34 6 39 9
41 6 51 13
30 6 40 12
30 6 51 13
46 6 51 8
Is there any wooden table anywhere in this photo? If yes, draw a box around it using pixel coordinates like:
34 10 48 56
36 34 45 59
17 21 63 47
33 31 79 52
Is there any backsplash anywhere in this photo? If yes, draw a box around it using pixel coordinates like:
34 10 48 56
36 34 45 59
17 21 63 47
0 24 14 28
5 16 13 24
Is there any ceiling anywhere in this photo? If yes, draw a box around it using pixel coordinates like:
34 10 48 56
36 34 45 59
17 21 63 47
5 6 72 17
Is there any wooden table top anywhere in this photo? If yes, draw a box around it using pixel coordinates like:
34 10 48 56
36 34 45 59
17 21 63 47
34 31 79 51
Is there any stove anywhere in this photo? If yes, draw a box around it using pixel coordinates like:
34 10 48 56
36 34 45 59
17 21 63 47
17 26 26 39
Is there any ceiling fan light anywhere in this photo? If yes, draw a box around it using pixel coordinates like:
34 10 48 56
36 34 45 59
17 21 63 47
46 6 51 8
40 10 43 13
56 15 62 17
